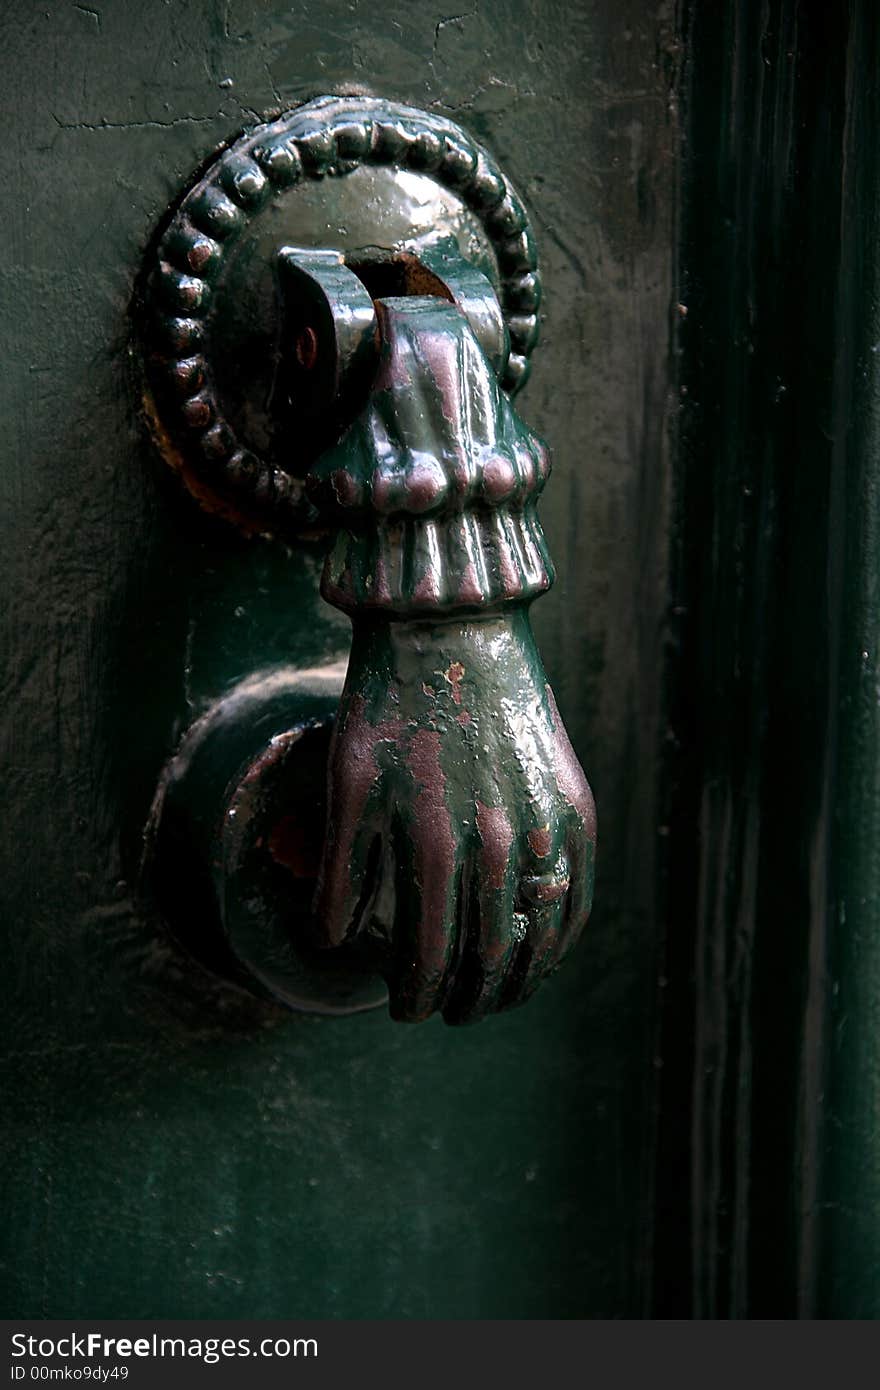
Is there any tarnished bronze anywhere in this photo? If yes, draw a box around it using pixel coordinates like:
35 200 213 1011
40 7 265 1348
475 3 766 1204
139 94 541 536
141 96 595 1024
298 270 596 1021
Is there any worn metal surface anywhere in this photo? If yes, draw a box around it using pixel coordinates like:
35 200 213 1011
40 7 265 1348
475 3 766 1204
139 95 541 534
145 165 594 1022
146 660 390 1014
305 287 595 1020
0 0 675 1317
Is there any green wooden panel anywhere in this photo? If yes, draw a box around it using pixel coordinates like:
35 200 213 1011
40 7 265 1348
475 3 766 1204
814 0 880 1321
0 0 675 1316
654 0 880 1318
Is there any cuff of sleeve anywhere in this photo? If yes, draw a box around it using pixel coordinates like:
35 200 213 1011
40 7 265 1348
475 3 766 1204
321 502 555 616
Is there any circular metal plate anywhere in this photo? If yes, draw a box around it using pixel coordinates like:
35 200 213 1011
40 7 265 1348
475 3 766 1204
138 94 542 536
145 663 388 1017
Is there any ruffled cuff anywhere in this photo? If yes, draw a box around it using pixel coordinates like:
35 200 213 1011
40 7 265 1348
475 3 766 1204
321 500 554 616
305 294 556 617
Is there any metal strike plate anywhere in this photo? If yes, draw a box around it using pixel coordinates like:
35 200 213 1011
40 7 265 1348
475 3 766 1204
145 662 387 1016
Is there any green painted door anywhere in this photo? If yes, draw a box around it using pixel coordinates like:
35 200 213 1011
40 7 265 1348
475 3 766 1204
1 0 672 1319
2 0 877 1319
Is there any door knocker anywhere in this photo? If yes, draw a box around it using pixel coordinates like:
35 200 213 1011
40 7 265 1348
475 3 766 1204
138 95 596 1024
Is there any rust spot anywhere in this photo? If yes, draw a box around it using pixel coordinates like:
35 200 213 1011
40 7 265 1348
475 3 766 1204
141 388 266 536
528 825 552 858
456 708 472 726
398 253 456 301
444 661 465 704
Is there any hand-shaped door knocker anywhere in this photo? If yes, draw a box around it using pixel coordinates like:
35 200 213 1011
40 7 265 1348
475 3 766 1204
140 96 596 1024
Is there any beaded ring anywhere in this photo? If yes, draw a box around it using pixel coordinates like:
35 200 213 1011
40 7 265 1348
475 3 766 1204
140 95 542 535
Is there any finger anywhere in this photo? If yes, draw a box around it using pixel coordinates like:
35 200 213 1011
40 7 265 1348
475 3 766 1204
499 817 569 1008
388 817 460 1022
443 875 520 1023
313 695 387 947
437 854 473 1017
503 860 569 1010
437 862 485 1024
313 812 383 948
478 861 567 1017
387 729 460 1022
443 801 519 1023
